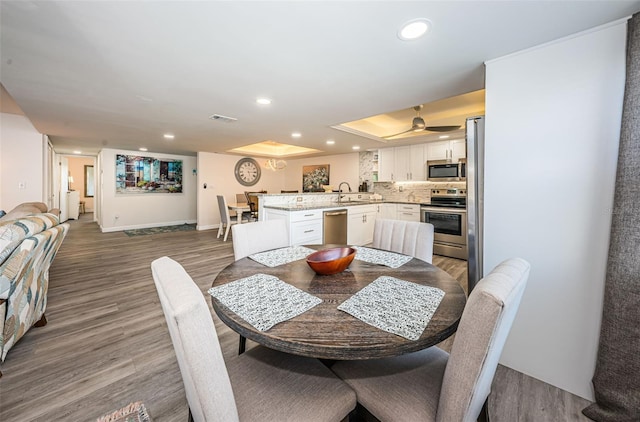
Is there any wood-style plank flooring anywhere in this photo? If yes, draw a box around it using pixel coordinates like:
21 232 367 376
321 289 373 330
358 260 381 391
0 215 592 421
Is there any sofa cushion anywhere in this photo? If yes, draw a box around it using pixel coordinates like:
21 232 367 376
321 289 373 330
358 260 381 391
0 202 49 223
0 214 60 268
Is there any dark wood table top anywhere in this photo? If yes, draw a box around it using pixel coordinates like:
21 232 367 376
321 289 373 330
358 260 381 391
211 246 467 360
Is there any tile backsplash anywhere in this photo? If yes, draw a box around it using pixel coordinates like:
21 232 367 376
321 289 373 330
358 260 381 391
373 181 466 203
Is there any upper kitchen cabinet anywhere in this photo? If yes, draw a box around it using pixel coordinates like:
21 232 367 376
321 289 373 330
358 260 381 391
377 147 395 182
378 144 426 182
426 139 466 162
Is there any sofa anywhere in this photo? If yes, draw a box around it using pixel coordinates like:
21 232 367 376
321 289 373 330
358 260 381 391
0 205 69 376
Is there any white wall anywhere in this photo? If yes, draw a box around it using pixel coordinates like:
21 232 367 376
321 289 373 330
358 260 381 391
196 152 286 230
0 112 45 210
99 148 198 232
284 152 360 192
484 21 627 400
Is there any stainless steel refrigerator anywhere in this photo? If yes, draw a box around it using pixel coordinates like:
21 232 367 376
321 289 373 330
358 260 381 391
465 116 485 292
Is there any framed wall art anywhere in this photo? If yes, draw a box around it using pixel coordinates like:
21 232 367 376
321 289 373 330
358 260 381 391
115 154 183 194
302 164 330 192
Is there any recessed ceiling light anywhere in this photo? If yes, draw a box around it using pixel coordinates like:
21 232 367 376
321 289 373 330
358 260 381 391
73 150 82 154
291 132 302 138
163 134 175 139
352 145 360 150
256 98 272 105
439 135 450 139
139 147 148 152
326 140 335 145
398 18 431 41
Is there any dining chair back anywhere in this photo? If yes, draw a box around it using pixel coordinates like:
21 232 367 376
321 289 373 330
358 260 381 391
235 193 247 204
216 195 245 241
151 256 356 422
231 219 290 261
372 218 434 263
331 257 531 422
244 191 264 220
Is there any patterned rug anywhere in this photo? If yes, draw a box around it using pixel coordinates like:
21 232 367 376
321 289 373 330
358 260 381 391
96 402 152 422
124 223 196 236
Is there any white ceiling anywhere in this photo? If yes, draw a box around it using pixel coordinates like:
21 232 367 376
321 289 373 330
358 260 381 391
1 1 638 157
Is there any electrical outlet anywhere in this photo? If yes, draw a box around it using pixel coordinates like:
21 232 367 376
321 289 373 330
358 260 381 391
297 196 303 202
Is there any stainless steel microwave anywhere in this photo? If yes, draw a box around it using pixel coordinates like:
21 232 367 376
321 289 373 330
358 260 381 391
427 159 466 182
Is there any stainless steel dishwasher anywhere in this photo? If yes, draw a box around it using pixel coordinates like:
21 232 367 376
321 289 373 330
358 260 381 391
323 209 348 244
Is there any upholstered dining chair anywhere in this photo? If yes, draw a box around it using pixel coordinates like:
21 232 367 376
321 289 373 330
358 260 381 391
151 256 356 422
231 219 290 261
331 258 530 422
234 193 252 221
372 218 435 263
216 195 247 242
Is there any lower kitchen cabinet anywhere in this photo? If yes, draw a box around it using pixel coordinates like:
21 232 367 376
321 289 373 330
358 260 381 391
347 205 377 245
263 208 323 245
376 203 396 220
396 203 420 222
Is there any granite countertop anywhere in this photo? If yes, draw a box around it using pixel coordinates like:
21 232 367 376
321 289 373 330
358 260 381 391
264 200 427 212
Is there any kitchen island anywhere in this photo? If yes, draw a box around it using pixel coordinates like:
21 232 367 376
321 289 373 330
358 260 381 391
259 193 422 246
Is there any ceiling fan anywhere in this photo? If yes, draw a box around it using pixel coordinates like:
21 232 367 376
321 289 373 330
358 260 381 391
383 105 461 139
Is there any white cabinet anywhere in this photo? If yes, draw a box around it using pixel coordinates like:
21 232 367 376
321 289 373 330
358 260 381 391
408 144 426 180
378 144 426 181
396 203 420 222
426 139 466 162
347 205 377 245
67 191 80 220
377 148 395 182
263 208 323 246
393 146 411 181
290 210 323 245
376 203 396 220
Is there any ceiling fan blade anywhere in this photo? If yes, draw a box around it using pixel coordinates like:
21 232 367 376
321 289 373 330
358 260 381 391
424 125 461 132
382 128 418 139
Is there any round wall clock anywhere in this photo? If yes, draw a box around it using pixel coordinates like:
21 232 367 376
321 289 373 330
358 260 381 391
234 157 261 186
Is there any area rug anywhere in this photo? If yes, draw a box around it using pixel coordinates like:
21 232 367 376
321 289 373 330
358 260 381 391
95 401 152 422
124 223 196 237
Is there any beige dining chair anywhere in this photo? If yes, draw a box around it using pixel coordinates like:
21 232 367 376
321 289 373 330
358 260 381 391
151 256 356 422
230 219 291 354
372 218 434 263
231 219 290 261
331 257 530 422
216 195 247 242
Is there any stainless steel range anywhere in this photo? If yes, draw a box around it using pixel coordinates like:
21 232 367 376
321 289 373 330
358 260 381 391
421 188 467 260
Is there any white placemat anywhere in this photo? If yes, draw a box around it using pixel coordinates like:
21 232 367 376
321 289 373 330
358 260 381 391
352 246 413 268
249 246 316 267
208 273 322 331
338 276 445 340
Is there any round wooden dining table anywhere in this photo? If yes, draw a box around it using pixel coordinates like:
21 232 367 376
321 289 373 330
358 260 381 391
210 246 467 360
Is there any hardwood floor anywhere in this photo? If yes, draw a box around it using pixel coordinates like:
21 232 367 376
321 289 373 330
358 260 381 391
0 215 592 421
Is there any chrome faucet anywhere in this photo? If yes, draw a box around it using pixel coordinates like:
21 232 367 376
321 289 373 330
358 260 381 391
338 182 352 202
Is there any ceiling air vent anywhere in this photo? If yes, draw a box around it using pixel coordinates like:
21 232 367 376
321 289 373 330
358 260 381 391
209 114 238 123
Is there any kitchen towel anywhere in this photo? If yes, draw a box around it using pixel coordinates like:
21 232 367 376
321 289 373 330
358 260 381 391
208 273 322 331
338 276 445 340
352 246 413 268
248 245 316 267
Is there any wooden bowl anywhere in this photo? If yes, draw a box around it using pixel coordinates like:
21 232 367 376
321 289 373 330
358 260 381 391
306 247 356 275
